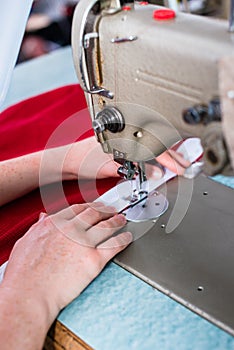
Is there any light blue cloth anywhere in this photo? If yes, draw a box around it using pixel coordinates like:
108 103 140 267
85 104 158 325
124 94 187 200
59 262 234 350
211 175 234 189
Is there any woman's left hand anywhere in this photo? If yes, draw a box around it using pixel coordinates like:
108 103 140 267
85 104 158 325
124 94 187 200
62 136 119 180
63 136 191 181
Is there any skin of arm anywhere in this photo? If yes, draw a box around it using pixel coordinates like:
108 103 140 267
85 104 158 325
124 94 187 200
0 136 117 206
0 203 132 350
0 136 190 207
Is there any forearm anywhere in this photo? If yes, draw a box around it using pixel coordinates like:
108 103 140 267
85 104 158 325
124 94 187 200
0 152 41 206
0 136 117 206
0 144 75 206
0 284 54 350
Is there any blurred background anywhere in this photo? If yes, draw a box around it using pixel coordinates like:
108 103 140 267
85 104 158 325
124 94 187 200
17 0 227 63
17 0 79 63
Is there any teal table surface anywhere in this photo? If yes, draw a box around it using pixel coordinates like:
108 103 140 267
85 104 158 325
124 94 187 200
4 47 234 349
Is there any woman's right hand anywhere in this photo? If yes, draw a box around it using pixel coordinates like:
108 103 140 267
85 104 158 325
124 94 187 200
0 203 132 349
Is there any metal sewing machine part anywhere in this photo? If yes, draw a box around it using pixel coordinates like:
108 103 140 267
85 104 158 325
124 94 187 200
72 0 234 177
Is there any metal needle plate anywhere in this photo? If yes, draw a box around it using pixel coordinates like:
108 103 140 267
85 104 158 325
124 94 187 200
125 191 169 222
115 174 234 336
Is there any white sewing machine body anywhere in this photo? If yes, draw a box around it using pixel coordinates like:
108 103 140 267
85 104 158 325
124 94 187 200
72 0 234 175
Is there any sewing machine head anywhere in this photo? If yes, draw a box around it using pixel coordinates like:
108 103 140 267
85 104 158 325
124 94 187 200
72 0 234 182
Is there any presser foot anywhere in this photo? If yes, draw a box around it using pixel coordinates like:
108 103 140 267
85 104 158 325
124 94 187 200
123 190 169 222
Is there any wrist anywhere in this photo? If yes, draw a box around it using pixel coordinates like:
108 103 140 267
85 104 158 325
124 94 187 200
0 282 58 349
61 138 96 180
1 276 59 322
39 145 76 185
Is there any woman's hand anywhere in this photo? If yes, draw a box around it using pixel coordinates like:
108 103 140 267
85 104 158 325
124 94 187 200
156 149 191 175
0 203 131 349
63 136 119 180
63 136 191 181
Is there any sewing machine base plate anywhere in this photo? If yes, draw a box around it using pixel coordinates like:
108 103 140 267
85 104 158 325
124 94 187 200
115 174 234 336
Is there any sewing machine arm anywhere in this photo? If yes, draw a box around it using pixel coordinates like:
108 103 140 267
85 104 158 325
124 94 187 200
72 0 234 176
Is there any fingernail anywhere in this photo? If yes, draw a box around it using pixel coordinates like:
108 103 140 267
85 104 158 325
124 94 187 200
116 214 127 223
124 231 133 242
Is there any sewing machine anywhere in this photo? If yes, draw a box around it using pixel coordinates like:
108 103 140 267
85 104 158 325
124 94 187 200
1 0 234 346
71 0 234 338
72 0 234 175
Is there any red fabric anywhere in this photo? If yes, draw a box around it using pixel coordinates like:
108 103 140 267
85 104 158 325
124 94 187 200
0 84 117 264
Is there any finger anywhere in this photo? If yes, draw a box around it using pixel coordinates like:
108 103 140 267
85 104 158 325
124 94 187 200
51 202 106 221
156 151 187 175
50 203 90 221
71 204 117 230
144 163 163 180
97 232 132 261
96 159 119 179
168 149 191 169
87 214 127 246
